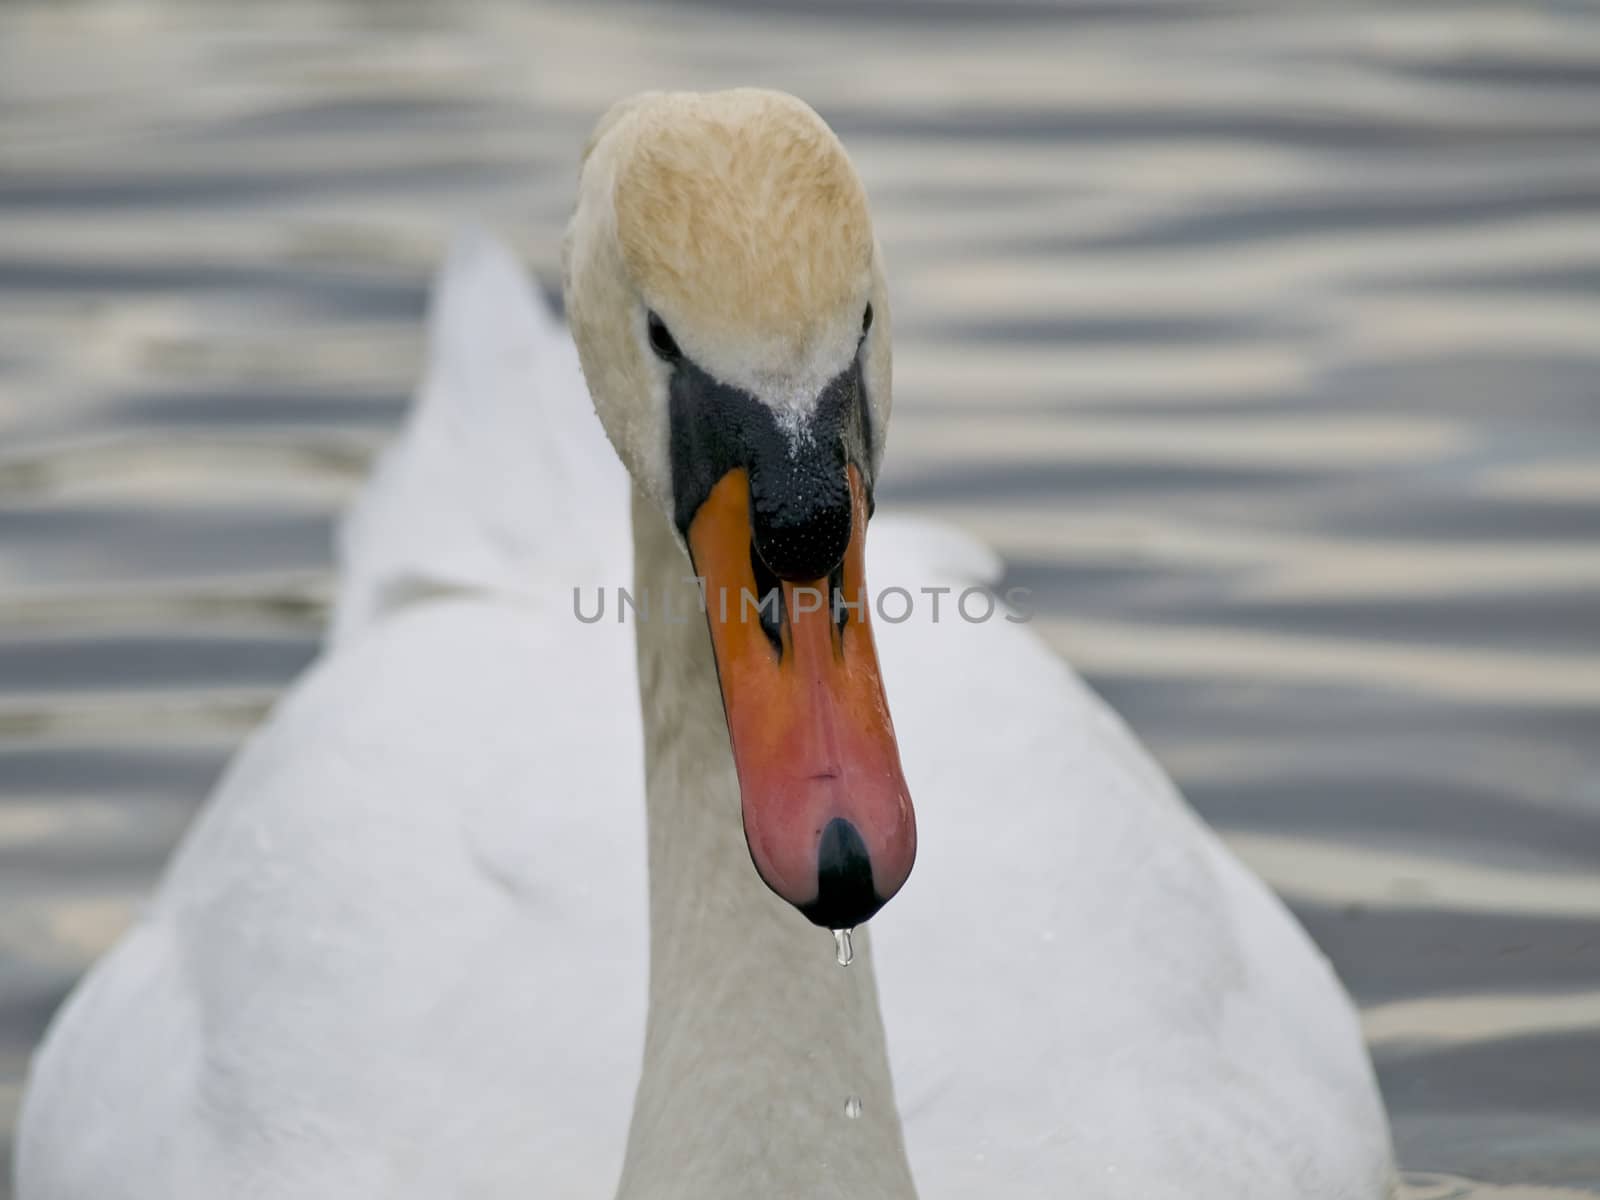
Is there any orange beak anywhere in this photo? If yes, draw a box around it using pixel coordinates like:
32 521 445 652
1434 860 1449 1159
687 465 916 928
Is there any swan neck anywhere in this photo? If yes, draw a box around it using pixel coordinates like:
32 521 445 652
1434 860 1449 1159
616 488 918 1200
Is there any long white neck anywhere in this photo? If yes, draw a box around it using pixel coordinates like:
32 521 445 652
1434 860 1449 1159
614 489 919 1200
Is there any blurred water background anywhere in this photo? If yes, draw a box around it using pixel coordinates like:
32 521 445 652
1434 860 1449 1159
1 0 1598 1194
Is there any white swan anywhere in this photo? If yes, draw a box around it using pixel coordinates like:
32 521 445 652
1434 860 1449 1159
16 89 1393 1199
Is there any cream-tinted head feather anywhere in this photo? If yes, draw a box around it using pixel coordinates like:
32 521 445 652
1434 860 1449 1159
564 89 892 517
613 90 872 353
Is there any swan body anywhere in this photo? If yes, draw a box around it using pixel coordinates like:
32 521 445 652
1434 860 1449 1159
17 91 1392 1200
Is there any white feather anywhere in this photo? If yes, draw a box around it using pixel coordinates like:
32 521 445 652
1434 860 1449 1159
17 232 1391 1200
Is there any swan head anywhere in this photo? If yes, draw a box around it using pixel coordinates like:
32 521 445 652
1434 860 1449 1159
564 89 913 929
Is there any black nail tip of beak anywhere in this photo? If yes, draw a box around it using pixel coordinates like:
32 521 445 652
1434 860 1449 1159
797 817 886 929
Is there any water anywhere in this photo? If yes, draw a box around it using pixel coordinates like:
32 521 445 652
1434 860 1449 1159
0 0 1597 1194
834 928 855 968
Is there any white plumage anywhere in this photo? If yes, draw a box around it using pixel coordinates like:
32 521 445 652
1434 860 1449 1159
17 231 1392 1199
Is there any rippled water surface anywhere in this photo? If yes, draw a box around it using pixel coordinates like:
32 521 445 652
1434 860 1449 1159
2 0 1598 1194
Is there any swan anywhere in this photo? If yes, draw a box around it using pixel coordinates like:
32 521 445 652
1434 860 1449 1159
16 88 1393 1199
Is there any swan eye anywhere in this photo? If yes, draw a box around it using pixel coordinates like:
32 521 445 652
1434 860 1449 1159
647 312 682 363
861 303 874 337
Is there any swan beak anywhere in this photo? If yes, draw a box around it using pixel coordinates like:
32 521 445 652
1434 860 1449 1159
687 465 916 929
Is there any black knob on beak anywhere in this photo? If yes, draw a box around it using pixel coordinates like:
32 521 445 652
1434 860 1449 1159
749 454 852 581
